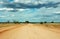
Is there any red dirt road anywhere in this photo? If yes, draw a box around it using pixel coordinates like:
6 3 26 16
0 24 60 39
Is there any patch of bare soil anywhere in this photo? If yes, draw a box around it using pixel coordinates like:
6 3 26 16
0 24 60 39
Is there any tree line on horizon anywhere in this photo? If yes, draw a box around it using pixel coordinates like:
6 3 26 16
0 21 54 24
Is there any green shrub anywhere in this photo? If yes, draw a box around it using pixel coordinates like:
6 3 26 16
40 22 43 24
7 21 10 23
25 21 29 23
51 21 54 23
13 21 20 24
44 21 47 23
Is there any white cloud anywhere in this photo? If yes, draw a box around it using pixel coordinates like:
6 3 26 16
25 1 31 3
18 9 30 11
0 8 14 10
5 8 14 11
0 8 3 10
54 11 60 13
32 18 41 19
10 14 15 17
14 0 19 2
0 8 30 12
14 0 31 3
0 16 6 18
18 9 25 11
33 1 39 5
38 1 45 4
14 0 45 4
0 1 4 4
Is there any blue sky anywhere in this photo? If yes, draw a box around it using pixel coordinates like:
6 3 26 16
0 0 60 22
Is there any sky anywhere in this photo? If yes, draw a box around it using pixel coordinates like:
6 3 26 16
0 0 60 22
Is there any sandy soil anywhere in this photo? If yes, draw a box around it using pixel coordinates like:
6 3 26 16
0 24 60 39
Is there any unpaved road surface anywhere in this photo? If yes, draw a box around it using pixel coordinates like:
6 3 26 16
0 24 60 39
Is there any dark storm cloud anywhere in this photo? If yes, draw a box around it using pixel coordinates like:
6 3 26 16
3 2 60 9
4 2 60 9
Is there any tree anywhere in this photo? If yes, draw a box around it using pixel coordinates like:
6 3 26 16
25 21 29 23
44 21 47 23
40 22 43 24
51 21 54 23
13 21 20 24
7 21 10 23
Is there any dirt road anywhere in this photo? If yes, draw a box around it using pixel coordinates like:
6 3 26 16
0 24 60 39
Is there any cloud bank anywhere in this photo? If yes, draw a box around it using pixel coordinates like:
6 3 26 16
3 2 60 9
0 0 60 22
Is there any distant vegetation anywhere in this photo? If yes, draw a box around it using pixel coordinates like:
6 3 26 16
51 21 54 23
40 21 47 24
13 21 20 24
44 21 47 23
0 21 56 24
25 21 29 23
40 22 43 24
7 21 10 23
